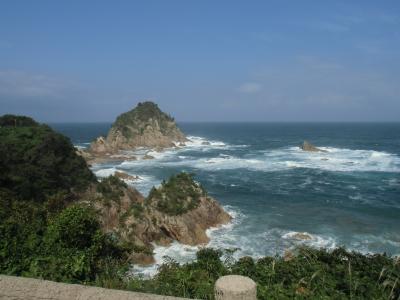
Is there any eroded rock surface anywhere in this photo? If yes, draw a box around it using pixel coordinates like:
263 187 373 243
86 173 231 265
90 101 186 156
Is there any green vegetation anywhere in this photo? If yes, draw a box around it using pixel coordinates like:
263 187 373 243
0 196 125 283
105 247 399 300
113 101 175 138
29 204 124 283
96 175 127 203
1 114 399 299
147 172 205 215
0 115 95 203
0 115 125 283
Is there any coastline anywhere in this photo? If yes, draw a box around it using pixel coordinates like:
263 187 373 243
72 125 400 274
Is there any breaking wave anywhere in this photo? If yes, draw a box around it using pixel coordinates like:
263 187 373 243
89 134 400 277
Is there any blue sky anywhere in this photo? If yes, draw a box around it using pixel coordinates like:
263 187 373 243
0 1 399 122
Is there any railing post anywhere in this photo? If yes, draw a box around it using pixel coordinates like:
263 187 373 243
215 275 257 300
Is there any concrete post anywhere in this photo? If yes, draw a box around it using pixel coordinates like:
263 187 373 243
215 275 257 300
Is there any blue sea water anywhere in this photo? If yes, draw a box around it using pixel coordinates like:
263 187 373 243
51 122 400 273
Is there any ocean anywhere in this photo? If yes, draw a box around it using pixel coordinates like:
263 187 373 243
51 122 400 275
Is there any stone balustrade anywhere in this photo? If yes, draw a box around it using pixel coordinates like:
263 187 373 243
0 274 257 300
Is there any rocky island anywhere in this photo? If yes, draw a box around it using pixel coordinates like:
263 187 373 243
87 101 187 163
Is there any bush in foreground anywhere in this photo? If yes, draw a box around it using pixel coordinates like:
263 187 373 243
117 247 399 300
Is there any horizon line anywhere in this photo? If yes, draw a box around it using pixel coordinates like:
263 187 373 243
46 120 400 124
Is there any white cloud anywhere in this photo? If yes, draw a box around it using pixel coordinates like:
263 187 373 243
238 82 262 94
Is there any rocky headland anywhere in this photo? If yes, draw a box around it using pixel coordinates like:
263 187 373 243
86 172 231 265
87 101 186 163
1 115 231 267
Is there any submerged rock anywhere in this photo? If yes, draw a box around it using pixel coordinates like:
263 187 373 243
300 141 327 152
143 154 155 160
201 141 211 145
291 232 313 240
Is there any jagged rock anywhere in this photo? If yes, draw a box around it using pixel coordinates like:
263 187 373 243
114 171 139 181
89 173 231 263
80 151 137 165
300 141 327 152
178 142 186 147
154 146 164 152
90 101 186 155
75 148 93 161
291 232 312 240
143 154 155 160
130 253 155 266
284 250 294 261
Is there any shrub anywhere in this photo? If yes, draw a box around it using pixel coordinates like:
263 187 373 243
30 204 124 283
147 172 205 215
96 175 127 203
0 115 95 203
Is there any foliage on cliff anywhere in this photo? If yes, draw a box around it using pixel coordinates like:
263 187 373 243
0 115 95 203
113 101 175 138
96 175 127 203
147 172 206 215
0 115 124 282
0 196 125 283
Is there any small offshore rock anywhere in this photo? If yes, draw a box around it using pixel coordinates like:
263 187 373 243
292 232 312 240
300 141 327 152
114 171 139 181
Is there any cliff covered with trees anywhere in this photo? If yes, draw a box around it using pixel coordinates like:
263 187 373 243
0 115 229 280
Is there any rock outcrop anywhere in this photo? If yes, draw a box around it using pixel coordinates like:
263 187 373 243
300 141 327 152
114 171 139 181
86 172 231 265
90 101 186 155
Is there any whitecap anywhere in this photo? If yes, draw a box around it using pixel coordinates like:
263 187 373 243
182 136 248 151
131 242 200 278
132 145 400 173
282 231 337 249
94 167 117 178
131 205 243 277
349 193 363 200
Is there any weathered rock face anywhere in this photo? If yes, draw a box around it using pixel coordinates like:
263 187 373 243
76 147 137 165
300 141 327 152
114 171 139 181
87 173 231 265
90 101 186 155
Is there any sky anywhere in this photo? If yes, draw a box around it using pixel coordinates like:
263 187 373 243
0 1 399 122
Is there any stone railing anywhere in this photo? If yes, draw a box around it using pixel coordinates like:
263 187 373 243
0 274 257 300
